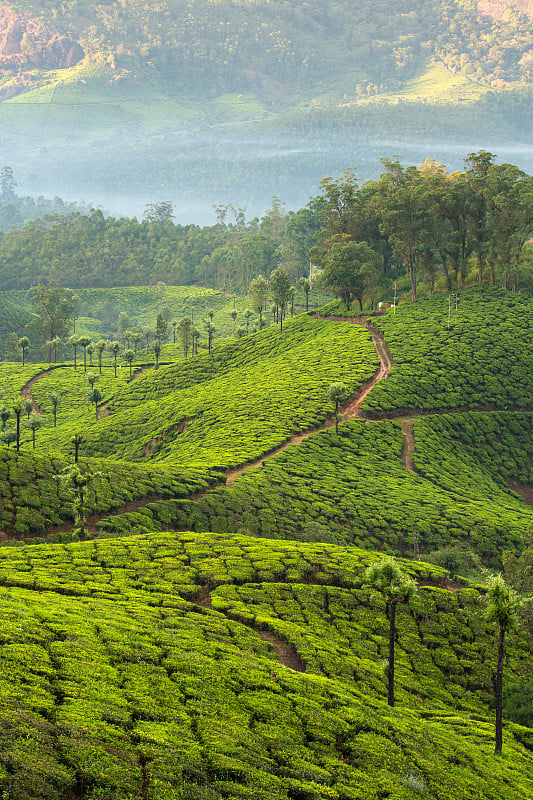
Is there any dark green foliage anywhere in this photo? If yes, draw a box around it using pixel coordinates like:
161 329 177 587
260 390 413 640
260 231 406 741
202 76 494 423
0 446 221 538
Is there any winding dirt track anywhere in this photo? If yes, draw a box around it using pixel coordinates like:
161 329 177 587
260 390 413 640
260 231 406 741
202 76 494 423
195 588 305 672
225 318 393 485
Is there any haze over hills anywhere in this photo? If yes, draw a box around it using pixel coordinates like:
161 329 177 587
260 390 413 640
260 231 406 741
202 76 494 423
0 0 531 221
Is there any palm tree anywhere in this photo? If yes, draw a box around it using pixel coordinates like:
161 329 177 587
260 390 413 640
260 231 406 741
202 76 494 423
177 318 192 358
363 558 416 707
11 398 24 452
328 382 350 434
22 398 33 420
71 432 85 463
107 341 120 377
78 335 92 373
202 319 216 354
51 336 62 362
123 348 135 379
87 386 104 421
69 335 80 370
94 339 106 374
191 326 201 355
47 391 61 427
55 463 102 538
0 405 10 431
485 574 523 755
18 336 29 366
153 339 161 369
84 372 99 390
26 413 42 449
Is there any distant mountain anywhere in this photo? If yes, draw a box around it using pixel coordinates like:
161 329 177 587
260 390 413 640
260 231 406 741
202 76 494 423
0 0 531 221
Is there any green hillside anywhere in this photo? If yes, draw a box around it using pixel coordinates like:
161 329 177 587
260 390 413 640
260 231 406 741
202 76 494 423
0 288 531 798
0 0 531 217
0 530 530 799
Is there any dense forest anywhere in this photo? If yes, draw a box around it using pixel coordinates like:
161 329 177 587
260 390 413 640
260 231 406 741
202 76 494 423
0 152 530 304
2 0 531 96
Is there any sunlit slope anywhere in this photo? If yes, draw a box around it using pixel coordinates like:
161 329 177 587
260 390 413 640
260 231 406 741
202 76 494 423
362 290 533 416
105 415 530 562
0 531 530 799
42 315 378 466
0 445 222 537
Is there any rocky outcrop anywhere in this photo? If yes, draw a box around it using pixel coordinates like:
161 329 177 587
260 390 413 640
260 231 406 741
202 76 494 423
476 0 533 21
0 6 84 69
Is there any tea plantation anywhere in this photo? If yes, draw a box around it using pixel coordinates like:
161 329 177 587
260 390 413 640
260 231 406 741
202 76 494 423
360 290 533 416
28 315 378 466
127 414 530 565
0 288 532 798
0 531 531 800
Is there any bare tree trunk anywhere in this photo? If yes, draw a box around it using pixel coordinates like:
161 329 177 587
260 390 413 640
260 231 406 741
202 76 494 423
388 600 397 707
495 624 505 755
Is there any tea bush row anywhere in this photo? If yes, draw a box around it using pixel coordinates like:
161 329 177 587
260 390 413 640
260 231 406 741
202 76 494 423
151 418 532 564
76 315 378 467
362 290 533 415
0 447 221 537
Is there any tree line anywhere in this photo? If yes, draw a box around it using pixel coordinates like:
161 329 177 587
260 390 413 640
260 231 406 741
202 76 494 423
0 152 531 307
311 151 533 309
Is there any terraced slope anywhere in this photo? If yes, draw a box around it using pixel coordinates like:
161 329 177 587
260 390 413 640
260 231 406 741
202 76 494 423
361 290 533 416
0 531 530 800
95 415 530 564
29 315 378 466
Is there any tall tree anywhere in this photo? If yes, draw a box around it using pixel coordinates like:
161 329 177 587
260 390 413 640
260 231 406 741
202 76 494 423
47 391 61 427
202 319 216 354
18 336 29 366
327 382 350 434
69 335 80 370
269 267 292 332
78 336 92 373
363 558 416 707
30 282 79 362
55 463 102 538
143 201 175 224
123 349 135 378
177 318 193 357
26 413 42 449
107 341 120 377
94 340 106 375
464 150 496 287
249 275 269 329
485 574 523 755
317 236 380 312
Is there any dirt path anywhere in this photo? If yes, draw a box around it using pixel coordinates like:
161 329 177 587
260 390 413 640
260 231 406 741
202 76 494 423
226 318 393 485
194 588 305 671
44 493 164 538
397 419 417 472
21 365 65 413
19 315 532 539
